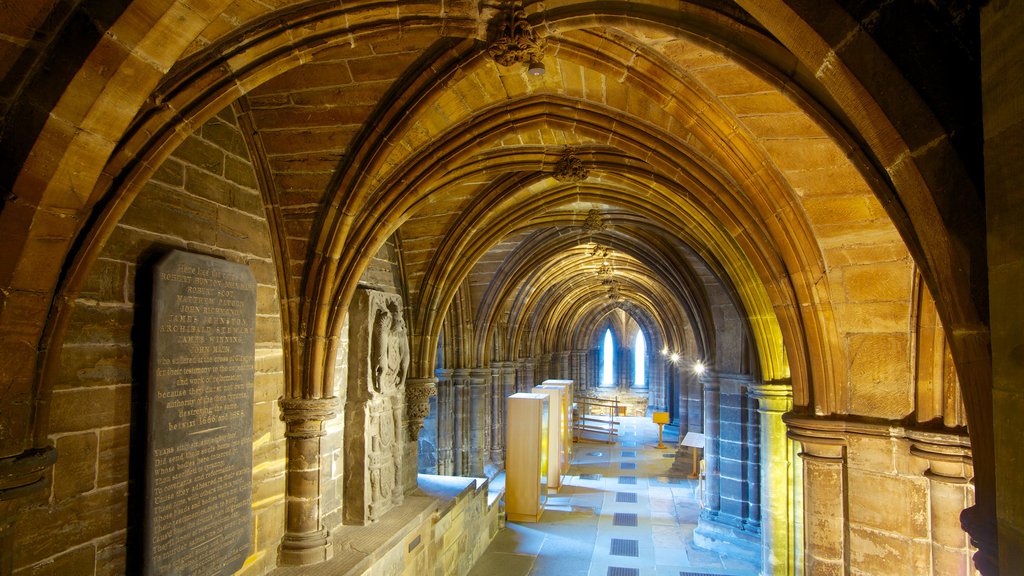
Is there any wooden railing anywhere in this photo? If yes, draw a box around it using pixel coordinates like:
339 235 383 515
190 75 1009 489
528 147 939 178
572 396 621 443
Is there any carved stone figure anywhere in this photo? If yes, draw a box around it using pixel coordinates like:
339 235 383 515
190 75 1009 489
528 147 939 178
344 289 409 524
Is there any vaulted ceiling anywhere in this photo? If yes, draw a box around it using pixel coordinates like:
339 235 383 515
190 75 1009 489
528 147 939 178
0 0 984 468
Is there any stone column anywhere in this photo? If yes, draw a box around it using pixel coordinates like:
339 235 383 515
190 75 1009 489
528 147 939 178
750 382 793 575
522 360 535 392
435 370 454 475
452 369 471 476
743 388 761 532
503 362 517 398
616 344 630 390
789 427 846 575
908 431 975 575
571 351 587 393
490 364 504 464
279 396 338 565
558 351 570 378
701 372 721 516
469 368 490 475
0 447 56 576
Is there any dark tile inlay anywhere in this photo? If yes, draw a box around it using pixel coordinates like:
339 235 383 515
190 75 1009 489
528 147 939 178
608 568 639 576
610 538 639 557
613 512 638 527
663 453 677 458
588 452 604 456
580 473 603 480
620 451 636 458
620 462 637 470
615 492 638 503
618 476 637 485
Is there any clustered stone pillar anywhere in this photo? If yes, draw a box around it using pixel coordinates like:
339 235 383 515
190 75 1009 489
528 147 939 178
490 364 504 465
909 431 975 574
750 382 794 575
452 369 471 475
435 370 454 475
278 396 339 565
571 350 587 393
791 433 847 574
521 360 535 392
469 368 490 475
743 387 761 532
702 372 721 516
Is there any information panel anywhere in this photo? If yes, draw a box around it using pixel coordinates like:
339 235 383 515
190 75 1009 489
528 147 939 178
146 250 255 576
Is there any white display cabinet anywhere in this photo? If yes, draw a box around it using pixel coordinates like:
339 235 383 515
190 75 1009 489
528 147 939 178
505 392 549 522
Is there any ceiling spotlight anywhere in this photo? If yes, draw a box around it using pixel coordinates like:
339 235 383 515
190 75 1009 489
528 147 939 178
527 60 546 76
693 361 706 375
670 353 680 363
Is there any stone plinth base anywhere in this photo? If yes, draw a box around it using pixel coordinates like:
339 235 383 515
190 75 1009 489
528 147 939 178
270 475 500 576
693 514 762 568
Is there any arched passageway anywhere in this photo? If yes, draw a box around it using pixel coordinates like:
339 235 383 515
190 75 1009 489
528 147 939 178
0 2 1010 575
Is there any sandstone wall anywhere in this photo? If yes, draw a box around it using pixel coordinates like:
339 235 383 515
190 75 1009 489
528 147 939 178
14 107 287 575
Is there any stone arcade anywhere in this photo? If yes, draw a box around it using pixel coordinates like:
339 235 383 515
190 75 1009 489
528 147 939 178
0 2 1021 575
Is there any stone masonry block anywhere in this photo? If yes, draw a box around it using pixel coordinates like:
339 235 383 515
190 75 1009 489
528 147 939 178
846 434 897 474
63 303 133 347
848 469 928 538
77 258 128 302
49 385 131 434
201 117 248 159
173 134 225 175
52 432 98 502
18 544 96 576
15 484 127 567
96 425 129 489
56 343 131 390
224 154 258 189
842 262 913 303
848 332 912 418
849 525 912 576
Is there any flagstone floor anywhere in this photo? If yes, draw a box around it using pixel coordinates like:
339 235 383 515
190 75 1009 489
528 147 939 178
469 417 760 576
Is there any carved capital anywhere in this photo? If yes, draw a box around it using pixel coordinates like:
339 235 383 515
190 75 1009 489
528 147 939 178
489 4 545 67
907 429 973 483
748 381 793 414
0 446 57 503
552 150 589 182
406 378 438 441
279 396 339 438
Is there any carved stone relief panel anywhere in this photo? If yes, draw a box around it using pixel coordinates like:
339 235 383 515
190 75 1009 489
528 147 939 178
344 288 408 524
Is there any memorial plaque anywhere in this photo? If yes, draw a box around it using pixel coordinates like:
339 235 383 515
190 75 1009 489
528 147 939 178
146 251 256 576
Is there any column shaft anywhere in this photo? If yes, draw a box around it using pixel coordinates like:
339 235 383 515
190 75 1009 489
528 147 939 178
278 397 338 565
752 382 793 575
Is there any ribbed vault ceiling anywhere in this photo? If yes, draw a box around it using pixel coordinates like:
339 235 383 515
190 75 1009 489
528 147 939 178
220 3 905 409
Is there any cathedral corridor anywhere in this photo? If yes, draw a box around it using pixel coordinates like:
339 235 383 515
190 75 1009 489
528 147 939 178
2 2 1019 575
472 417 758 576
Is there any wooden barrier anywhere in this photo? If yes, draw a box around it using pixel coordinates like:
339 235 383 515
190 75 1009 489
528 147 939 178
572 396 621 444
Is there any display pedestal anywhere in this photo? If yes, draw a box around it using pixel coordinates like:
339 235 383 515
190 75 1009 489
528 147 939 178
541 379 574 465
532 385 565 490
505 393 548 522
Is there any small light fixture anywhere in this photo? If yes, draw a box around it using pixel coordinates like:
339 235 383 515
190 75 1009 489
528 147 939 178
661 347 669 357
693 361 706 375
670 353 680 363
527 60 545 76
